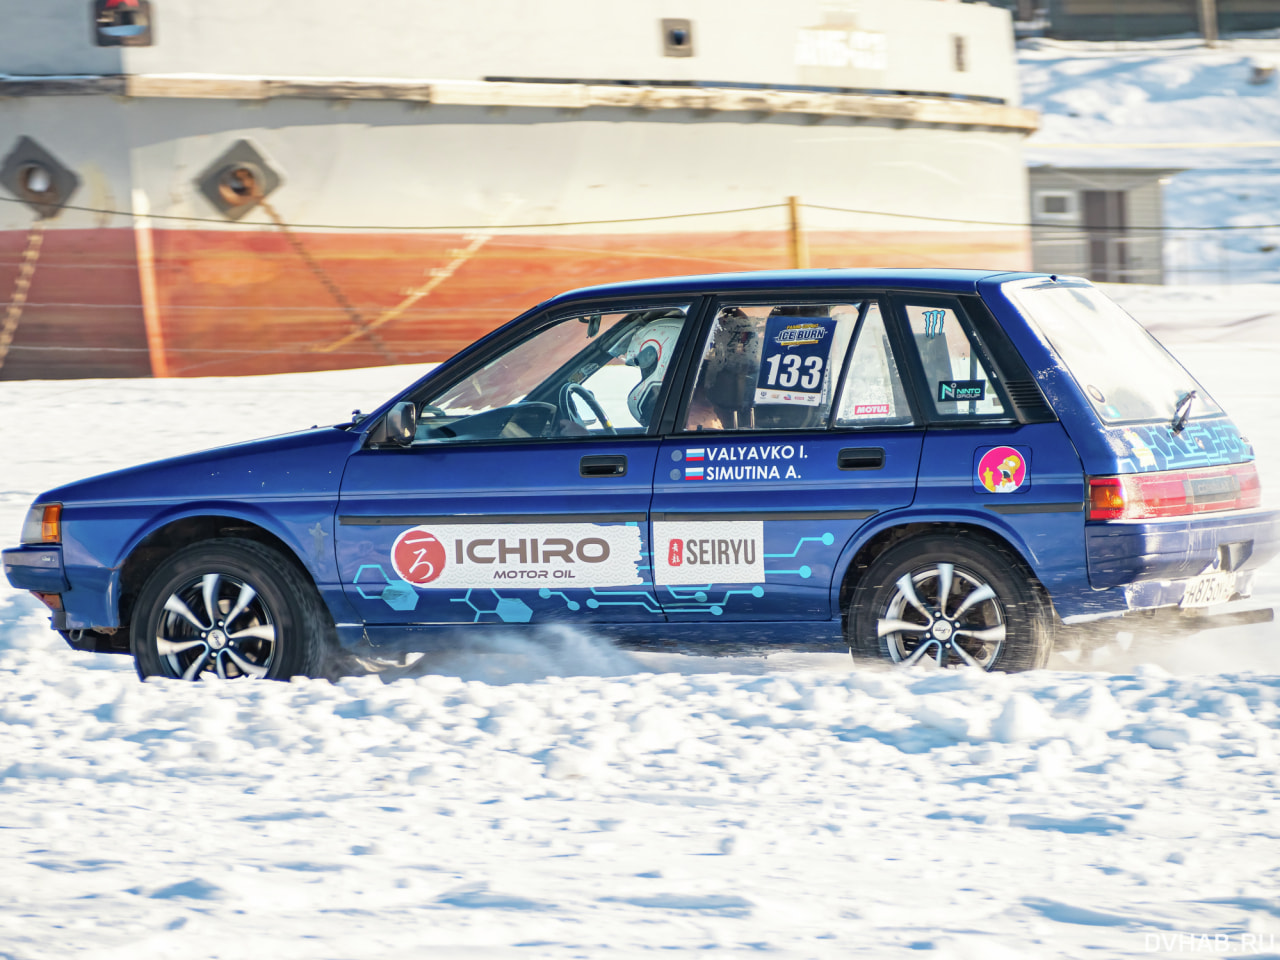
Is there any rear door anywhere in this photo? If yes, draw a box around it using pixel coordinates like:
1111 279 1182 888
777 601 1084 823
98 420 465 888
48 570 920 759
650 295 924 622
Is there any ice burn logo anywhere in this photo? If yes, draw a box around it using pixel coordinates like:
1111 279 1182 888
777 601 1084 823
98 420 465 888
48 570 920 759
773 323 828 347
978 446 1026 493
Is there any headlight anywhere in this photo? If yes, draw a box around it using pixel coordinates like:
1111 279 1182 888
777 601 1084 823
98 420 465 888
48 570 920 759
20 502 62 545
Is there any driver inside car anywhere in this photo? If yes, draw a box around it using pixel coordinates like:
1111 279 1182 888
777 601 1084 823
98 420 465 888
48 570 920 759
622 315 684 428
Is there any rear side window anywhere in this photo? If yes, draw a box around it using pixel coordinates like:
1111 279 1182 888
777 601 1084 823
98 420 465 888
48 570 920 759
833 303 914 426
902 302 1008 419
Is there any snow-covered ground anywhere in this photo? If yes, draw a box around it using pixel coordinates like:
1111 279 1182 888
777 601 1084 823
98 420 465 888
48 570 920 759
3 286 1280 958
1020 32 1280 283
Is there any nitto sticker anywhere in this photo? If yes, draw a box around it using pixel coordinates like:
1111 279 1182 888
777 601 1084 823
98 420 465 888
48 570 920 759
653 521 765 585
939 380 986 403
681 443 808 481
390 523 643 589
977 446 1027 494
853 403 891 416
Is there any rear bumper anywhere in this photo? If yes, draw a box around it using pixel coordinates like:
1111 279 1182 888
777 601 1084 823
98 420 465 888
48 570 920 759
2 545 69 593
1085 508 1280 592
1124 570 1256 610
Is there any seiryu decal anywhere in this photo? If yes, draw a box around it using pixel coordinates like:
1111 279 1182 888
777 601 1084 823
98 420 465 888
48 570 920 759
653 521 765 585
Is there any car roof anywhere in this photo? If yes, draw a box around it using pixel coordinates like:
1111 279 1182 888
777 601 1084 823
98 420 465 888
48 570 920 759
541 268 1042 308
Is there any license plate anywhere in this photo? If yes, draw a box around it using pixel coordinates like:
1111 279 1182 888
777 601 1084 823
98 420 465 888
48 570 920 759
1180 571 1237 608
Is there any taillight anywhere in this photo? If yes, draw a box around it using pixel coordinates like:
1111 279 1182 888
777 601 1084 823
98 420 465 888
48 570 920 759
1087 463 1261 521
1088 477 1126 520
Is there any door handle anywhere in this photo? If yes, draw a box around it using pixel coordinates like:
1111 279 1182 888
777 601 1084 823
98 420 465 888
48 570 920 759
838 447 885 471
580 454 628 477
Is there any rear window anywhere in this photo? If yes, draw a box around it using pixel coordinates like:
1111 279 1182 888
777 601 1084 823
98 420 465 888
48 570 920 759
1002 278 1221 425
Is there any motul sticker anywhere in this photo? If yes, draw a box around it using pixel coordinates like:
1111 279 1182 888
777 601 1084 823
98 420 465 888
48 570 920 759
653 521 765 585
391 523 643 588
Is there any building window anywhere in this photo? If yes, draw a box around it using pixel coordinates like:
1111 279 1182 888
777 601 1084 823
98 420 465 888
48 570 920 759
93 0 154 47
1035 191 1077 222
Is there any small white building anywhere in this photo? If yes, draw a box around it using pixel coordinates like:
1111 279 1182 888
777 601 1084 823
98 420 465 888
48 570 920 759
1029 166 1182 284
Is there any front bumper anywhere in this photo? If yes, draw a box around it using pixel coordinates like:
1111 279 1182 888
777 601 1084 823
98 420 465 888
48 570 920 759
2 545 69 593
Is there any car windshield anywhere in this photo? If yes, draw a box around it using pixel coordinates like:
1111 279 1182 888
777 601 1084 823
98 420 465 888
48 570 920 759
1002 278 1221 425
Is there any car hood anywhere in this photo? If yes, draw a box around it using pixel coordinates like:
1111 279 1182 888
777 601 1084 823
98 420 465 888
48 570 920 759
40 427 358 505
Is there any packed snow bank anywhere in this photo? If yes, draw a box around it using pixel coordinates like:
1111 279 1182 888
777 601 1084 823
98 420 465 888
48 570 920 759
4 626 1280 958
1021 34 1280 165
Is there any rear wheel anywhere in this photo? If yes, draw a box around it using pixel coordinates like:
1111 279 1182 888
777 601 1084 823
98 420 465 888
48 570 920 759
130 539 330 681
848 534 1053 672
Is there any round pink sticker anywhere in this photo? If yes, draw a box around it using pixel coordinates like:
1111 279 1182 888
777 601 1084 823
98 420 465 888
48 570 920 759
978 446 1026 493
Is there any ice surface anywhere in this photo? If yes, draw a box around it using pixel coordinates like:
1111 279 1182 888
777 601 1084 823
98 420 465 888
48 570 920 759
2 288 1280 957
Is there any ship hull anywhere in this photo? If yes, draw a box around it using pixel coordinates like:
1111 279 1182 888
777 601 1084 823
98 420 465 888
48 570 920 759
1 92 1032 379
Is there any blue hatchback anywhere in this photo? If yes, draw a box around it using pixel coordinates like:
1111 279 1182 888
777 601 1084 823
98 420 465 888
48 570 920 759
5 270 1277 679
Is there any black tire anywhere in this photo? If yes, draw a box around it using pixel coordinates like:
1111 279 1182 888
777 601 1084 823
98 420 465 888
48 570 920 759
848 534 1053 672
130 538 331 681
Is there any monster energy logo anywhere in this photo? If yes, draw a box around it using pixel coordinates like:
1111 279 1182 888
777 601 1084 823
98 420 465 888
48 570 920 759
923 309 946 339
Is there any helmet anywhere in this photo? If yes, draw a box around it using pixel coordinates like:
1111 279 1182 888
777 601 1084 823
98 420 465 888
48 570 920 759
703 307 762 415
625 317 683 424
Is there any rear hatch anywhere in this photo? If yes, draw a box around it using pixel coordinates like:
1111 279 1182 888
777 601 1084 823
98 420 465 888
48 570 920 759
999 277 1275 597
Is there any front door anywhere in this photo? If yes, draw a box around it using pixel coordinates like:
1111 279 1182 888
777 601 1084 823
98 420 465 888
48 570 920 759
336 301 695 627
650 296 924 622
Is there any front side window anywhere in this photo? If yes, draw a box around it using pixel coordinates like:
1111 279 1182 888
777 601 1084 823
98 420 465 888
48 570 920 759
903 302 1008 419
682 302 861 432
415 305 689 443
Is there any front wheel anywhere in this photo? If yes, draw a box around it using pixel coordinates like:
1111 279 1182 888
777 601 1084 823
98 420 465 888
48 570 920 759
848 534 1053 672
130 539 330 681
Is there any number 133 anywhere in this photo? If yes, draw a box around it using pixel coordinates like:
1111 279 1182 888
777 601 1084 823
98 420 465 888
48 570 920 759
763 353 823 390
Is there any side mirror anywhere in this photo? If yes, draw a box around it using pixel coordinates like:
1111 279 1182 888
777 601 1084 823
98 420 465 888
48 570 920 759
384 402 417 446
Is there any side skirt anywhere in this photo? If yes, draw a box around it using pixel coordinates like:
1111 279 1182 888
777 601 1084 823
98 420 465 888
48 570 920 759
336 619 848 656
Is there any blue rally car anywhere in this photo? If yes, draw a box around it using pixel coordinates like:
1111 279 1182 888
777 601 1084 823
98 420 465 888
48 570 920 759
5 270 1278 679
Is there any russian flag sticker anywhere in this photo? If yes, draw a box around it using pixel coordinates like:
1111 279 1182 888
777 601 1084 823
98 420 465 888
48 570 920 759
686 448 705 461
685 466 704 479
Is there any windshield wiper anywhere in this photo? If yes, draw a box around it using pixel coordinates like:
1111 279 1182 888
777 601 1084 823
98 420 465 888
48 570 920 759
1171 390 1197 434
